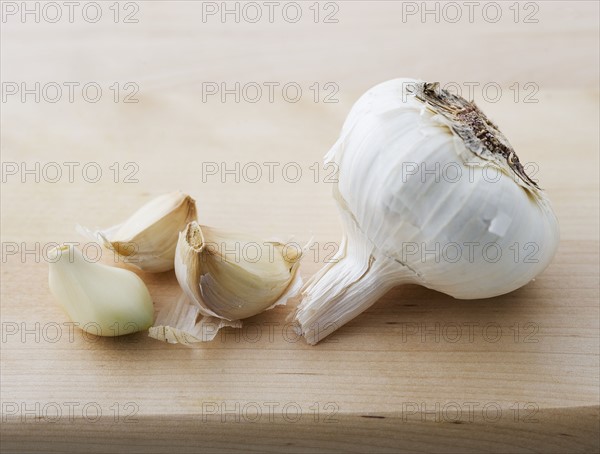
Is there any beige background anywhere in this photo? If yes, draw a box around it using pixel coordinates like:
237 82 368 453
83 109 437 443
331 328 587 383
1 1 599 452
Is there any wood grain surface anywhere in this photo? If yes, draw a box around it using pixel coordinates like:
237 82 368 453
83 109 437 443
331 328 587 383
1 1 599 452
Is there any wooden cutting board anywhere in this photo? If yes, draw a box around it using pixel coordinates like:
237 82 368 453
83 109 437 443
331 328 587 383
1 2 598 452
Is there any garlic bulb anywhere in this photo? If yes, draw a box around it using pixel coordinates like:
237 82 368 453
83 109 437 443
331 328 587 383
78 191 197 272
292 79 560 344
48 245 154 336
175 221 302 321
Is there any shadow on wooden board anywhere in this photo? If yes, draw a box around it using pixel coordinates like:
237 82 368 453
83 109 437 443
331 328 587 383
1 406 598 453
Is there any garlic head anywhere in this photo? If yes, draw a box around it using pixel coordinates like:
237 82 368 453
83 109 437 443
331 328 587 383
292 78 560 344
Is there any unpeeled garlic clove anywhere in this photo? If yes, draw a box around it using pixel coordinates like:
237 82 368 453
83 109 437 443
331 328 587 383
79 191 197 272
48 245 154 336
175 221 302 321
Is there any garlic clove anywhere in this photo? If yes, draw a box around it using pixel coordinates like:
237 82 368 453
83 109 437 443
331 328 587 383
78 191 197 273
174 221 302 321
48 244 154 336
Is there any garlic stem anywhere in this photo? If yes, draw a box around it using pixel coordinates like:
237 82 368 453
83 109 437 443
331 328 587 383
292 224 414 344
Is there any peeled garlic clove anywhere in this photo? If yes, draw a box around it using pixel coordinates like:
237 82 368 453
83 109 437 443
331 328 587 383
48 245 154 336
175 221 302 321
292 78 560 344
78 191 197 272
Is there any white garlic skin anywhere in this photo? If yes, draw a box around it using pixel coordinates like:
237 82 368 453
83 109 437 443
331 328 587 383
97 191 198 273
48 245 154 336
174 222 302 321
330 78 559 298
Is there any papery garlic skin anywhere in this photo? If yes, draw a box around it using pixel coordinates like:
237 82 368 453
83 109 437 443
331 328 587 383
48 245 154 336
293 78 560 344
175 221 301 321
80 191 197 272
148 293 242 345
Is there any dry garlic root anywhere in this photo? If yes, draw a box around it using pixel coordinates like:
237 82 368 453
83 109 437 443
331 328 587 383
292 79 560 344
